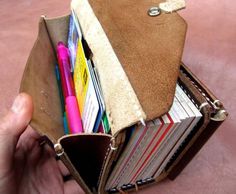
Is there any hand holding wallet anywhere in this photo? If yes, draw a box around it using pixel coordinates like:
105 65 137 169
19 0 228 193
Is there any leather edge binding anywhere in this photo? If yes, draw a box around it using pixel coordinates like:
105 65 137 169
180 64 228 121
98 131 126 194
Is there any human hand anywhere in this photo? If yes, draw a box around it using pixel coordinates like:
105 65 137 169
0 93 84 194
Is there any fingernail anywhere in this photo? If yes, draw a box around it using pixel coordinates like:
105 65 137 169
11 94 25 114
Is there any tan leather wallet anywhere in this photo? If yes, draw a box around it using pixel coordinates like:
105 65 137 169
20 0 228 193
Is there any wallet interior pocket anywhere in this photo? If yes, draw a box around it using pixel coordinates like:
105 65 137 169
59 134 111 189
20 14 114 192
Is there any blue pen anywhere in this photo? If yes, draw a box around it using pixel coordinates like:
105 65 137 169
55 64 69 134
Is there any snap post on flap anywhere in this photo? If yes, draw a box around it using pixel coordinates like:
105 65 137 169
148 7 161 17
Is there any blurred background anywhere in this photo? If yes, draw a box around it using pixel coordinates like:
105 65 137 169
0 0 235 193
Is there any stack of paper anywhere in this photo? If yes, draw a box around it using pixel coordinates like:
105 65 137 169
153 85 202 178
106 84 202 189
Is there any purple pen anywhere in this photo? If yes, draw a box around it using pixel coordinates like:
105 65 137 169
57 42 83 133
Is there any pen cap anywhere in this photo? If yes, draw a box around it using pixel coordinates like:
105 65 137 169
57 42 70 60
57 42 75 97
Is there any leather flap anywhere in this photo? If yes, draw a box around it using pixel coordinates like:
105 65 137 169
20 17 65 143
71 0 187 135
89 0 187 119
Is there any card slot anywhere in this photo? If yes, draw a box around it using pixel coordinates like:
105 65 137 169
59 134 111 190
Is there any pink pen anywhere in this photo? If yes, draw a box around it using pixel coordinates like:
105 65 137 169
57 42 83 133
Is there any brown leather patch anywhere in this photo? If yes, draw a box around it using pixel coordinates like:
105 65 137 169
88 0 187 120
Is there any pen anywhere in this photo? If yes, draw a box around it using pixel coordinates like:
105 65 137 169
55 64 69 134
57 42 83 133
55 64 65 112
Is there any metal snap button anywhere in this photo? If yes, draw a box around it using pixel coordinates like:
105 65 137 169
148 7 161 17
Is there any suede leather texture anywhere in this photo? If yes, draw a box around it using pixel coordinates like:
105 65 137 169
20 18 64 143
88 0 187 121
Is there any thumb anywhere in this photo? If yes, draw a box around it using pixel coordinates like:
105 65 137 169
0 93 33 170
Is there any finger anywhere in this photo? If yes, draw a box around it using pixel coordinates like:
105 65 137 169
57 160 71 177
64 179 85 194
0 93 33 173
16 127 41 150
14 128 42 170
